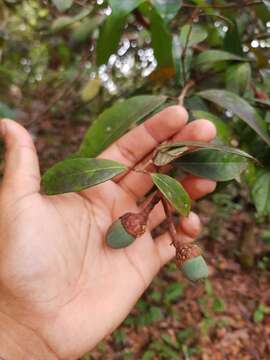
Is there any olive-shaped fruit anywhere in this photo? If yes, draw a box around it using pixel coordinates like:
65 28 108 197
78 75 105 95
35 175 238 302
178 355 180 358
176 243 208 281
106 219 136 249
180 255 208 281
106 212 147 249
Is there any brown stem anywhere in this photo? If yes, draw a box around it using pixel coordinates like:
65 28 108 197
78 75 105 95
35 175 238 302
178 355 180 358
141 192 162 220
161 196 179 247
182 1 263 9
128 166 150 176
178 80 195 106
133 9 150 29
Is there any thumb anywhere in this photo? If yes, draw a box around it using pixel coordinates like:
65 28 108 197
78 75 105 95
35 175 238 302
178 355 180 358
0 119 40 197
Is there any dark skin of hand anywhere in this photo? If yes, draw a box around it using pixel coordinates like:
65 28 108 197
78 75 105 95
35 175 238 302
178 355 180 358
0 107 216 359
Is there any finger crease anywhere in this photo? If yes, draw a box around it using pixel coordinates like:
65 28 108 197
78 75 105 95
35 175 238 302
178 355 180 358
143 122 160 145
115 141 138 165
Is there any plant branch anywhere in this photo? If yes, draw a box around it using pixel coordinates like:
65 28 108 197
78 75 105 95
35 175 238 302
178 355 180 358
182 1 263 9
141 192 162 219
178 80 195 106
181 8 200 83
133 9 150 29
161 196 179 247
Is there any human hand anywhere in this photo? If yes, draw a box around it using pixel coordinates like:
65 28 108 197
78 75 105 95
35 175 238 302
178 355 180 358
0 106 216 359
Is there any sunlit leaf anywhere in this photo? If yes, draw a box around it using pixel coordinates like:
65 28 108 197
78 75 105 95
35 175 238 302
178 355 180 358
180 24 208 47
52 0 73 11
198 90 270 146
42 158 126 195
175 148 248 181
78 95 167 157
151 173 191 216
252 169 270 215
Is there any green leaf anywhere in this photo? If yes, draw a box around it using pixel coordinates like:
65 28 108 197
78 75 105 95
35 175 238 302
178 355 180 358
149 306 164 322
175 148 248 182
150 11 174 67
195 50 246 71
212 297 226 313
252 169 270 215
96 0 144 65
141 351 155 360
51 7 92 32
164 282 185 304
71 16 105 47
156 140 256 163
108 0 144 15
192 110 232 144
151 173 191 216
204 279 213 295
152 0 182 22
52 0 73 11
78 95 167 157
42 158 126 195
226 63 251 95
140 3 174 68
198 90 270 147
180 24 208 47
262 229 270 245
224 20 243 56
253 304 266 323
153 146 189 166
96 14 125 66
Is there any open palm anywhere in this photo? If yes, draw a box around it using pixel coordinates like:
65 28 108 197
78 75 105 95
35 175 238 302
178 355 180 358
0 106 216 359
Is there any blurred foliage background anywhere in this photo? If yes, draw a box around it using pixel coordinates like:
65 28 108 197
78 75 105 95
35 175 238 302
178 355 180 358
1 0 270 358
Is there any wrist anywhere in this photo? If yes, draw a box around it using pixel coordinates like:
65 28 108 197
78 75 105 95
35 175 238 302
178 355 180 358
0 311 58 360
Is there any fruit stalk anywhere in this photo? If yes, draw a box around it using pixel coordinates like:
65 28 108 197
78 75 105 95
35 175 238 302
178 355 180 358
161 196 208 281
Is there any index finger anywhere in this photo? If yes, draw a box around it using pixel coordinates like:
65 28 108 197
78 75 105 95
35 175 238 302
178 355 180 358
98 105 188 172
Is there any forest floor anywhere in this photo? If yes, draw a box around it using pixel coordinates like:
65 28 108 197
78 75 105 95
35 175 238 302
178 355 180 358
32 115 270 360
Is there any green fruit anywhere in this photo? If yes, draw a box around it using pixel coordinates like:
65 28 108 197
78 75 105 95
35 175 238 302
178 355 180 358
180 255 208 281
106 219 135 249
